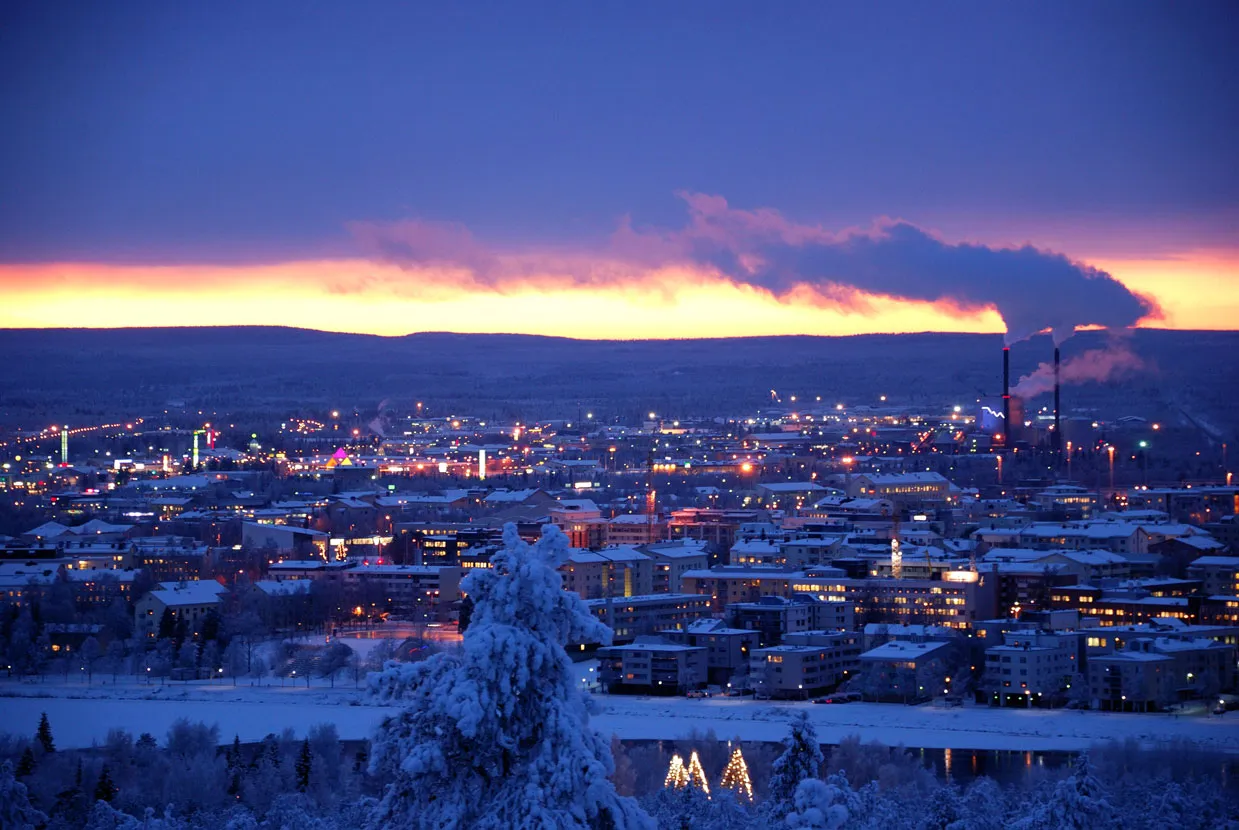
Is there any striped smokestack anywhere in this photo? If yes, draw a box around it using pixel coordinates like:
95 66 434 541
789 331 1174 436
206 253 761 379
1053 346 1062 454
1002 345 1010 447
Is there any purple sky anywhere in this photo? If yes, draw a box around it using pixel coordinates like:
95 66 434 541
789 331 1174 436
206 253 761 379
1 1 1235 264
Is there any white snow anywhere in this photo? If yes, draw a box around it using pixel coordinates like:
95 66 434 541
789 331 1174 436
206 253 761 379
5 680 1239 754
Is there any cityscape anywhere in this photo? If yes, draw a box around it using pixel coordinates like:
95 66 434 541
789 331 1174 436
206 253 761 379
2 3 1237 829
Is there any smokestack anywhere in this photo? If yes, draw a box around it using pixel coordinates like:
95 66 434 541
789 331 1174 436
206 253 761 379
1002 346 1011 448
1053 346 1062 455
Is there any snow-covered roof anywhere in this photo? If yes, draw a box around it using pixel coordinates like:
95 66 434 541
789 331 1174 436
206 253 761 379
376 490 469 506
157 579 227 594
642 540 709 559
24 521 71 538
149 581 226 607
609 513 653 525
254 579 314 597
857 472 949 486
680 568 796 581
859 640 952 661
567 548 650 565
585 593 708 608
553 499 600 512
1187 555 1239 567
730 539 780 554
758 482 826 493
484 488 542 503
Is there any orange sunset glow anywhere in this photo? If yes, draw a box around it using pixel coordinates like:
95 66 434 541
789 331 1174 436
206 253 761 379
1 251 1233 338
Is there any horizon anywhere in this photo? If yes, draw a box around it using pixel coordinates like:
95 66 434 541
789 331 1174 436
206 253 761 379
1 322 1236 342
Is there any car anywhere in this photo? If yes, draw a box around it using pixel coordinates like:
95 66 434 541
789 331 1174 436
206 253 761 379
686 689 710 699
813 695 850 704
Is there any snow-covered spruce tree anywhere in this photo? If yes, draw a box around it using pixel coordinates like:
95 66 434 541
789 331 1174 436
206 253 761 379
368 523 654 830
1013 754 1116 830
0 761 47 830
916 783 965 830
765 711 824 819
785 778 849 829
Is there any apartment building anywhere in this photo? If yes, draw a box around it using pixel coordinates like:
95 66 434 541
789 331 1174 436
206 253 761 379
597 642 707 694
641 539 710 593
750 639 859 699
727 595 854 646
982 630 1081 707
1186 556 1239 596
661 617 760 686
560 547 654 599
584 593 712 642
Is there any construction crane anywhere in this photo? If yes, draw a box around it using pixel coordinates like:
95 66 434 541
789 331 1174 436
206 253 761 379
646 446 658 543
890 511 902 579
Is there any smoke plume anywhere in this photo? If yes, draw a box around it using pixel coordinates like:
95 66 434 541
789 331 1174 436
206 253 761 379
1012 342 1146 398
352 193 1161 340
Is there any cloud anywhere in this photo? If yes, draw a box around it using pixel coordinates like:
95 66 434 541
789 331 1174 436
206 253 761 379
350 193 1162 341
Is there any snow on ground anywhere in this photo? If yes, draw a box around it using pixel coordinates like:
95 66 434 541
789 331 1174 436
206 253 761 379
592 695 1239 753
4 676 1239 754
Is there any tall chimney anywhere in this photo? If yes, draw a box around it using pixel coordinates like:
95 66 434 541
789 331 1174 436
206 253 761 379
1002 346 1011 448
1053 346 1062 455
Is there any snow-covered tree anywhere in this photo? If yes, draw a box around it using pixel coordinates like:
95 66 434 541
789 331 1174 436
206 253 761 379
766 712 823 818
785 778 849 829
0 761 46 830
368 523 654 829
1014 754 1116 830
917 783 964 830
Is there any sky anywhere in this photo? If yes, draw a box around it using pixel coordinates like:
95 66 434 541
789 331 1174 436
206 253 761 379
1 1 1235 339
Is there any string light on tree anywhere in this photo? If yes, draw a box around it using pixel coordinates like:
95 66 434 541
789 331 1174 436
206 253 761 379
718 747 753 803
686 750 711 797
664 754 688 790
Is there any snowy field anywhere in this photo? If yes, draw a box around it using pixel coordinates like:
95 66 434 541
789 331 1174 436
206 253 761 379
4 672 1239 754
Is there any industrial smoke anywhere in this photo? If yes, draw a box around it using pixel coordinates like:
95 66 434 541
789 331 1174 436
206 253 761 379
354 192 1161 344
1012 341 1145 399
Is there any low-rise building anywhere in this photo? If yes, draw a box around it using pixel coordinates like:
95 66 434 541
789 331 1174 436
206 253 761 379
982 630 1081 707
727 595 853 646
135 580 227 640
597 642 707 694
847 472 952 509
1186 556 1239 596
641 539 710 593
681 568 997 630
339 564 463 622
560 547 653 599
750 638 860 699
855 640 953 703
585 593 712 642
242 522 331 559
662 617 760 686
1088 648 1174 712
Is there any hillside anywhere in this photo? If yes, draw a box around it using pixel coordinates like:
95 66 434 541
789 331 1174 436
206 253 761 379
0 327 1235 438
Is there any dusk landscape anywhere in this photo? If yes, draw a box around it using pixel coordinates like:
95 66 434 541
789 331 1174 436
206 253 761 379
1 3 1236 829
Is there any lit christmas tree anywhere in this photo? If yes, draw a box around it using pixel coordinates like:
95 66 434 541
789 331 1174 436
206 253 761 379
664 754 689 790
686 750 711 798
718 747 753 803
